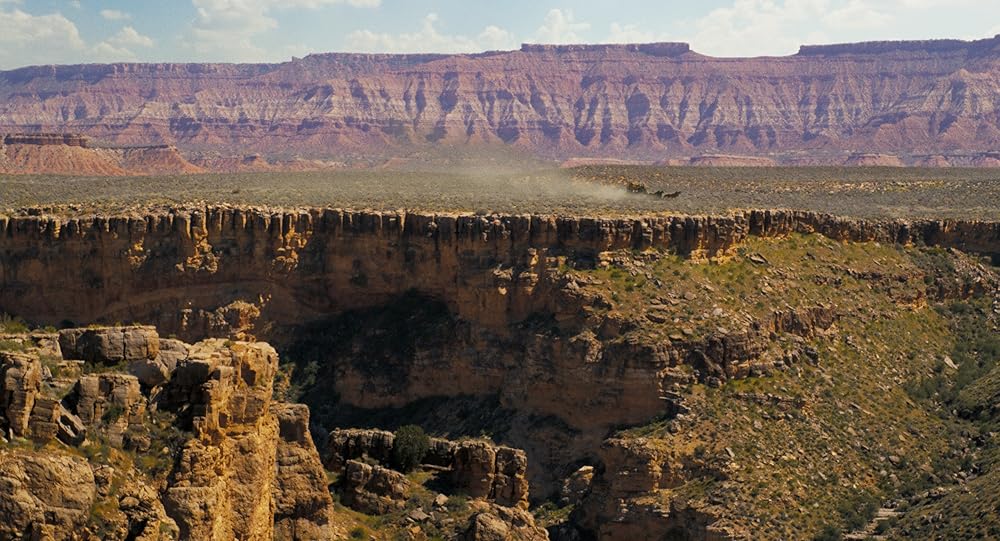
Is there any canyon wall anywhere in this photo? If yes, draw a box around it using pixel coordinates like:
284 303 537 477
0 208 997 335
1 37 999 160
0 207 996 436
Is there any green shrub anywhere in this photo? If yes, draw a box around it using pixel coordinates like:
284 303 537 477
837 492 878 531
102 404 125 424
0 314 29 334
0 339 27 352
813 524 842 541
391 425 430 473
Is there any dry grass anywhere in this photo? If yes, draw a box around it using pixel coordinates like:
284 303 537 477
1 165 998 219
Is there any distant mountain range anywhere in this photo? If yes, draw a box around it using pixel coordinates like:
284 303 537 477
2 37 1000 166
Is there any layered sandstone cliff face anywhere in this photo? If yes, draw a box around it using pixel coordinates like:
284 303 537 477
0 209 996 429
2 38 1000 160
0 207 995 332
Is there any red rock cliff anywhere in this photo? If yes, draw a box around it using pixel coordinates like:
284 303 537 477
1 37 999 159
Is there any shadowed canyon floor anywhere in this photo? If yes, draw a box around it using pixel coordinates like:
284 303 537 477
0 168 998 540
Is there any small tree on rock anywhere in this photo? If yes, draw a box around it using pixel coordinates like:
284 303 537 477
391 425 430 473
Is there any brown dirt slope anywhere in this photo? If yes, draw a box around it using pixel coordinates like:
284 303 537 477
0 143 203 176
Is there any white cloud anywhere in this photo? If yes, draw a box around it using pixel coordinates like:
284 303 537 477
0 8 86 68
678 0 1000 57
109 26 153 48
99 9 130 21
92 26 154 61
604 23 669 44
186 0 381 61
532 8 590 44
823 0 891 30
0 7 156 68
346 13 517 53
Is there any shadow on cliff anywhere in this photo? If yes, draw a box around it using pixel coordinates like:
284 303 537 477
273 289 596 500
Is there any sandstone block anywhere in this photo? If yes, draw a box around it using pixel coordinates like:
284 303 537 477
324 428 395 472
273 403 336 540
341 459 410 514
59 326 159 364
71 374 145 427
492 446 530 509
452 440 497 499
0 353 41 437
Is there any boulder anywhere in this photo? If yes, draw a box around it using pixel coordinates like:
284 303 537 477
72 374 145 426
26 398 86 446
492 447 530 509
341 459 410 514
461 501 549 541
425 437 457 467
157 338 190 372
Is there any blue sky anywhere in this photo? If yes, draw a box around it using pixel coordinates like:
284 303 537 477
1 0 998 69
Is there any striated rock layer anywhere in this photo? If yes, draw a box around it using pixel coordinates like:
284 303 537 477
2 37 1000 160
0 206 995 333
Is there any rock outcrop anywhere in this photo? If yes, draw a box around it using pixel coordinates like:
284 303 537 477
341 459 411 514
0 352 40 437
575 438 732 540
0 453 97 540
59 326 160 365
0 140 204 176
461 501 549 541
844 153 905 167
2 37 1000 161
0 327 337 541
688 155 778 167
326 429 531 509
272 403 336 540
0 208 995 487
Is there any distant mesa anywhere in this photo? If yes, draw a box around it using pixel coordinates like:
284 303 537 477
972 152 1000 168
2 35 1000 167
918 155 951 168
843 153 905 167
520 42 691 57
559 157 651 168
797 35 1000 56
1 133 203 176
688 155 778 167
